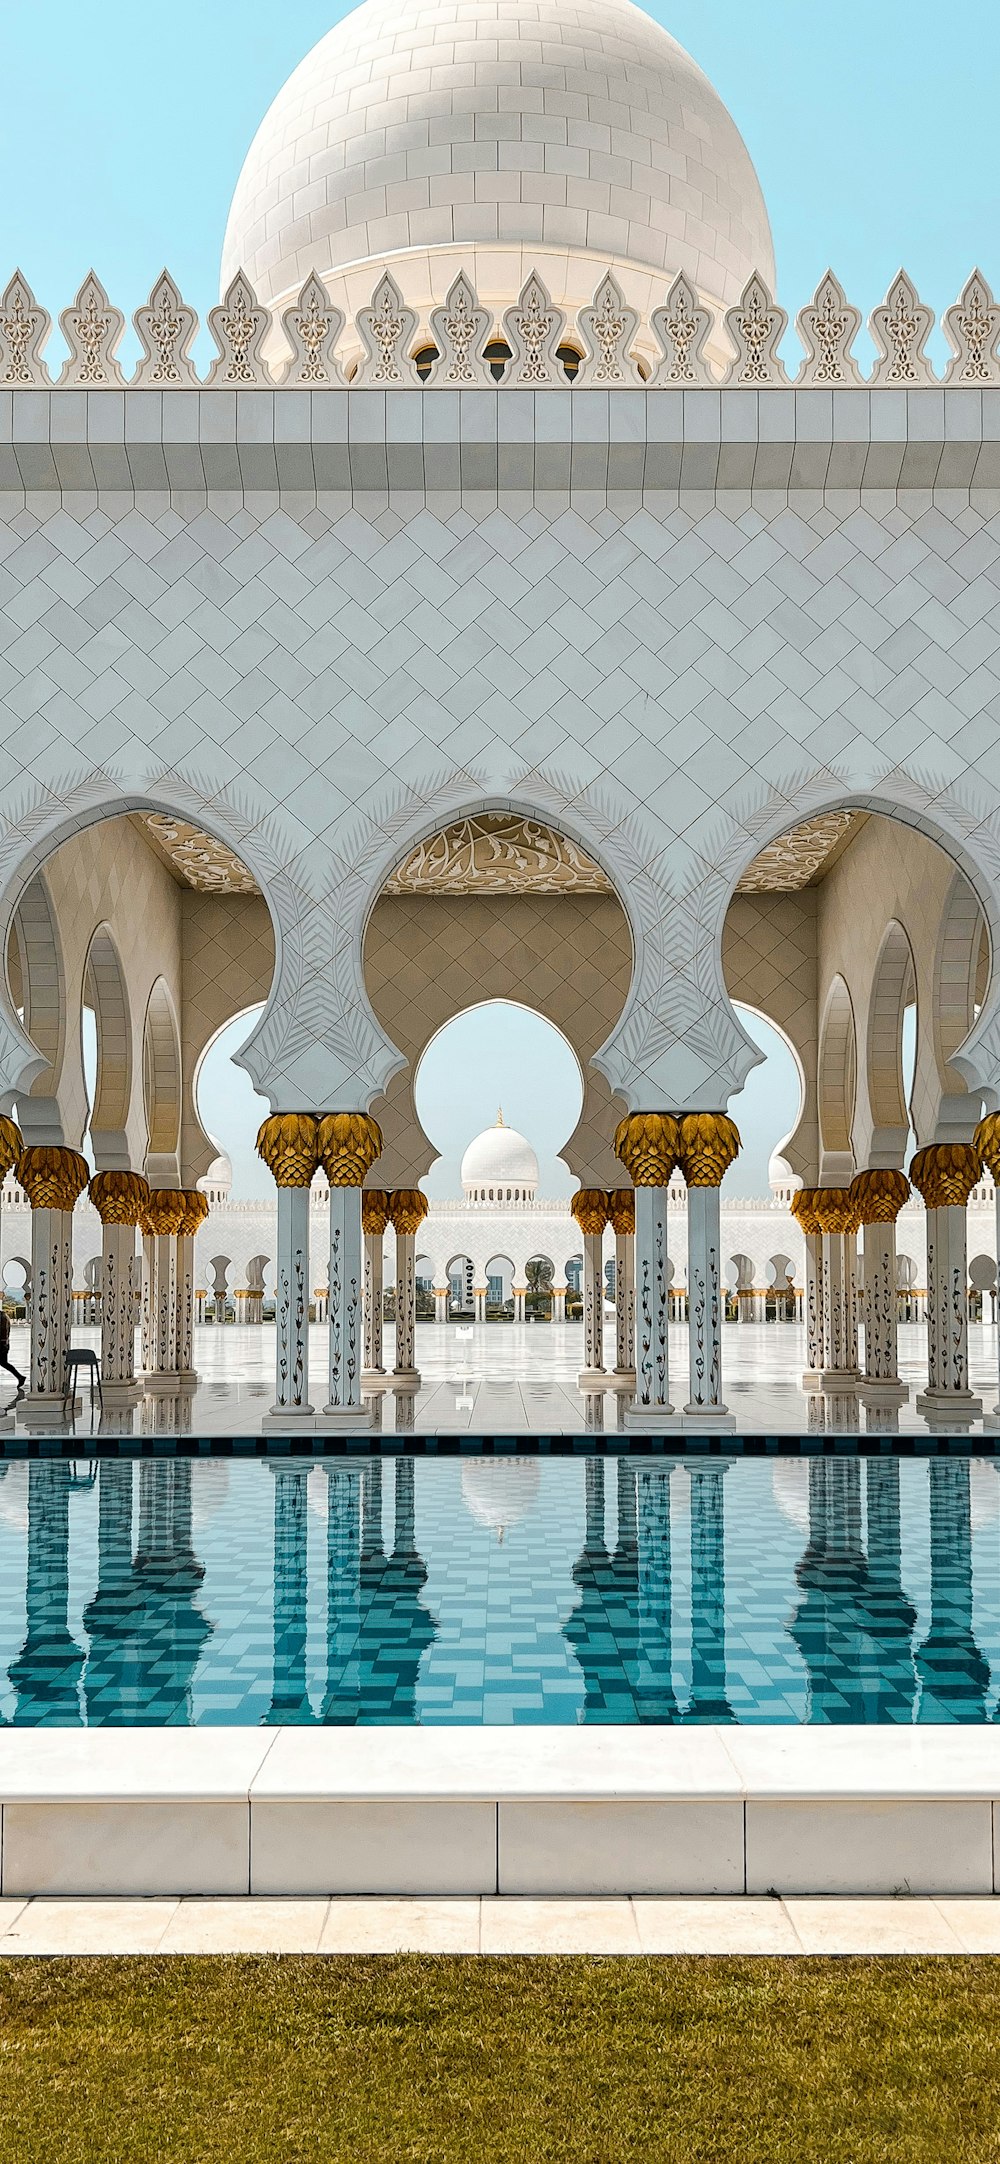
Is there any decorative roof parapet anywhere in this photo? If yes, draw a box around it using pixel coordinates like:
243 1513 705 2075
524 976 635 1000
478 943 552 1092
10 262 1000 390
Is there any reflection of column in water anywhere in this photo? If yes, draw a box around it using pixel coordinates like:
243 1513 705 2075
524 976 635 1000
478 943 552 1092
129 1462 212 1723
788 1460 871 1721
635 1464 679 1723
916 1459 990 1721
362 1461 385 1566
807 1394 826 1434
858 1459 916 1721
563 1458 632 1720
265 1465 314 1724
82 1461 138 1725
9 1462 84 1723
687 1464 733 1721
355 1458 436 1721
321 1464 362 1723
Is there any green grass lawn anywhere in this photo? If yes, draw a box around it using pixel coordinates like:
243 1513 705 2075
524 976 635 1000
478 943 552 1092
1 1954 999 2162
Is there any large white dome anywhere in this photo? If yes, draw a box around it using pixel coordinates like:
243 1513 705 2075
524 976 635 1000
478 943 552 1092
461 1111 539 1200
222 0 774 343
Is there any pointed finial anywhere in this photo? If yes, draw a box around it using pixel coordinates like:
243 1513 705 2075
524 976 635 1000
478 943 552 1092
496 1106 505 1127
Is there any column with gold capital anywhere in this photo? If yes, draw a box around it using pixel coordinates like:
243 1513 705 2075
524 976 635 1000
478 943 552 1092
790 1190 825 1390
811 1188 860 1388
974 1114 1000 1419
910 1143 983 1419
16 1145 90 1420
317 1114 383 1428
0 1116 23 1425
89 1171 149 1401
679 1113 740 1421
851 1169 910 1405
361 1189 391 1390
141 1189 186 1389
389 1190 429 1388
608 1190 635 1388
615 1114 680 1426
175 1191 210 1386
571 1189 610 1387
257 1115 320 1429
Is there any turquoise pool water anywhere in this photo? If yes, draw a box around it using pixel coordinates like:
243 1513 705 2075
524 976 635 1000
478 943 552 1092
0 1452 997 1725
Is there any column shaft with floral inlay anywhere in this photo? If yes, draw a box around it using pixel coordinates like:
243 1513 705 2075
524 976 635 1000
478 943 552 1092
317 1114 383 1425
16 1146 90 1414
608 1190 636 1386
790 1190 825 1389
89 1171 149 1398
679 1113 740 1419
175 1192 209 1384
851 1169 910 1404
361 1189 391 1387
257 1115 320 1425
910 1144 983 1418
572 1189 609 1385
0 1117 23 1420
389 1190 429 1386
615 1115 680 1425
810 1188 859 1387
975 1115 1000 1418
141 1190 186 1385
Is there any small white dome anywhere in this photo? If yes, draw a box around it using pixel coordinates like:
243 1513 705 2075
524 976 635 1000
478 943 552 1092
461 1110 539 1199
769 1150 801 1201
222 0 774 347
462 1458 540 1538
198 1148 233 1200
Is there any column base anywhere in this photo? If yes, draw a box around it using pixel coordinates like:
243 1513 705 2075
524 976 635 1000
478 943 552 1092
17 1393 78 1428
818 1370 860 1392
143 1371 188 1397
362 1369 391 1393
625 1402 678 1431
915 1389 983 1421
260 1407 316 1434
174 1370 199 1393
607 1368 637 1392
682 1403 735 1427
100 1379 144 1407
315 1404 372 1433
801 1371 823 1392
391 1370 420 1391
577 1368 607 1391
858 1378 909 1406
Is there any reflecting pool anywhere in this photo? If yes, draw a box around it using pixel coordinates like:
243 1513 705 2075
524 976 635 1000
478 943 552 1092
0 1453 999 1724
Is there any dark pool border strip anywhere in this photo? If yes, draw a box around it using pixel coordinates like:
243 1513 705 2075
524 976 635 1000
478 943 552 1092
0 1430 997 1459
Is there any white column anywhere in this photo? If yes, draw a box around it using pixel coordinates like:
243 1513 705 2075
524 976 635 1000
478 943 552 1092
853 1173 910 1406
473 1284 486 1325
100 1221 140 1391
265 1184 314 1426
17 1148 89 1426
973 1120 1000 1420
579 1231 606 1383
434 1286 450 1325
684 1184 731 1420
320 1184 366 1429
363 1230 387 1386
803 1226 825 1388
143 1231 178 1383
553 1286 566 1325
629 1184 672 1424
396 1236 418 1379
173 1197 205 1387
513 1285 526 1324
611 1224 635 1385
911 1147 982 1421
820 1232 856 1383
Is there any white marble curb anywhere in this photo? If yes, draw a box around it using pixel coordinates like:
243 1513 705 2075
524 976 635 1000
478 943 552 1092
1 1728 997 1900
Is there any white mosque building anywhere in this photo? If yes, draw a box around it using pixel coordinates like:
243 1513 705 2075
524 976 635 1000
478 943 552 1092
2 0 1000 1431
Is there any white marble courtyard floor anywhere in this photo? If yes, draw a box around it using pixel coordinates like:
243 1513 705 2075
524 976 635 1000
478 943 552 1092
3 1319 998 1437
2 1895 1000 1955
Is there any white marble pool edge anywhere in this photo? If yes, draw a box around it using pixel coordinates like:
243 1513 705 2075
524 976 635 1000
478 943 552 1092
0 1728 998 1905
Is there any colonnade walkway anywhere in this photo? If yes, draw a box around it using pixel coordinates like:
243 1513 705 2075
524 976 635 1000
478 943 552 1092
6 1320 1000 1439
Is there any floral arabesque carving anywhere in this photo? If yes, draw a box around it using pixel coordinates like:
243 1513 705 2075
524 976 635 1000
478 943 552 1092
140 815 258 894
206 271 272 386
0 273 51 387
869 270 936 386
796 270 863 387
281 272 346 386
943 270 1000 386
427 271 494 387
575 273 642 387
723 273 789 387
502 273 566 387
355 272 419 387
317 1112 383 1187
648 272 714 386
133 271 199 387
59 273 126 388
571 1189 610 1236
385 814 612 896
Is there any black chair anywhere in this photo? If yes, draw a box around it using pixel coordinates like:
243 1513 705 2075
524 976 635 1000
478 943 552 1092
63 1347 103 1414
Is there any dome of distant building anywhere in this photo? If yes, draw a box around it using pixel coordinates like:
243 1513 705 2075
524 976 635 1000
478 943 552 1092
768 1150 801 1204
461 1110 539 1202
198 1148 233 1204
222 0 774 350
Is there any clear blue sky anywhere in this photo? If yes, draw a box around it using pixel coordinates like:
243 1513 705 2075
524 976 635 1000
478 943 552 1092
8 1 989 1191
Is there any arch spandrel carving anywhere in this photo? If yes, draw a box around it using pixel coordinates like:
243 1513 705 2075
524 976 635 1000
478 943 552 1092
133 272 199 388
